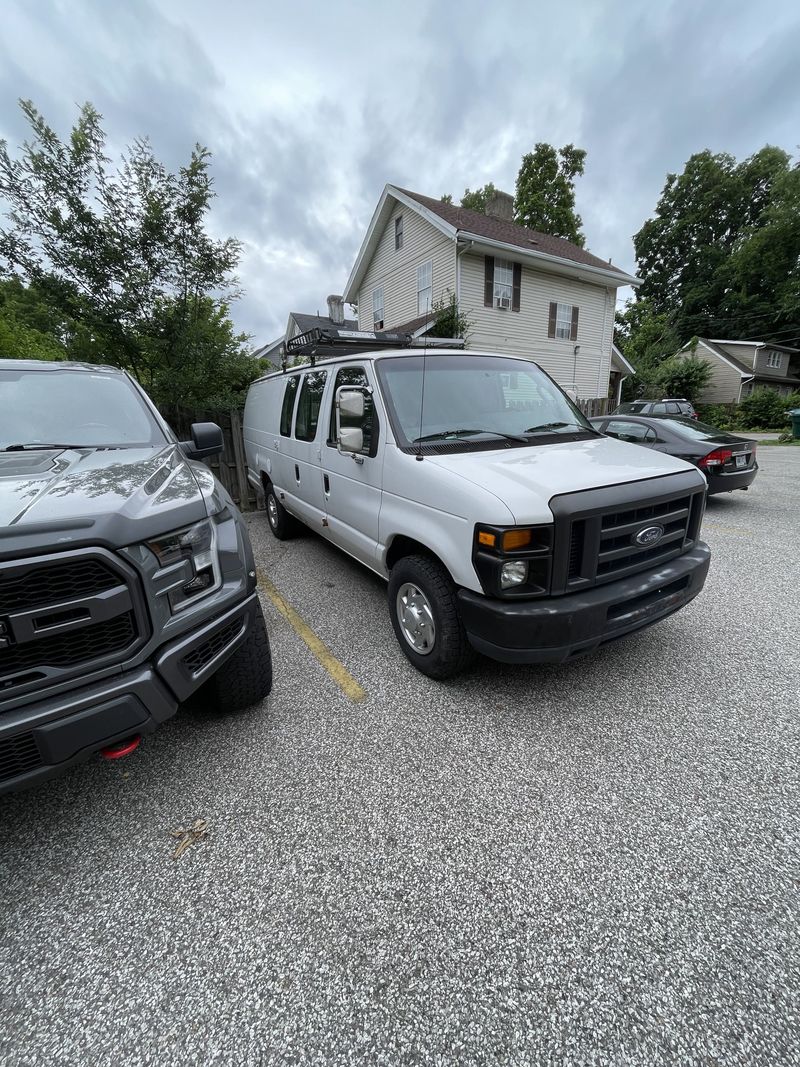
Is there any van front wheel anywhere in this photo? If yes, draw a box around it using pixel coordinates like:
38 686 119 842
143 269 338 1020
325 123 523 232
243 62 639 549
388 555 472 679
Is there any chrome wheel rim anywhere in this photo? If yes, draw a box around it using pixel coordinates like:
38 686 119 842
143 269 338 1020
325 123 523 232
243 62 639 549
396 582 435 655
267 494 279 528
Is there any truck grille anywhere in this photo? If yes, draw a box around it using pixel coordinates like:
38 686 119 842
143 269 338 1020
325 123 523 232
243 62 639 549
0 732 42 785
0 551 147 698
550 474 706 595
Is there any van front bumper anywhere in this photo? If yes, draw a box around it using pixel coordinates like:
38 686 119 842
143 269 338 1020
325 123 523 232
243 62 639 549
0 592 260 795
458 542 711 664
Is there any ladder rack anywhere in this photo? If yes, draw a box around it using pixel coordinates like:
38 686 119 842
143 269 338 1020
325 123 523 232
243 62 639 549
282 327 465 370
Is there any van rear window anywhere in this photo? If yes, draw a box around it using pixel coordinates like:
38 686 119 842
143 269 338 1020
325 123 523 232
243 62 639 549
280 376 300 436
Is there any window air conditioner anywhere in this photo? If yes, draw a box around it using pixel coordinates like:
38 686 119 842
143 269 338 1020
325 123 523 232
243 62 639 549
496 297 511 309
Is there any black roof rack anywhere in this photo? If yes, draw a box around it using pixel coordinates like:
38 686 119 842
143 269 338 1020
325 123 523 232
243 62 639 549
282 326 464 370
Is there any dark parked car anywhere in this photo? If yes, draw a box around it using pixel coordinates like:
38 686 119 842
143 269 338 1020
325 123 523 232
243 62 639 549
1 359 273 794
612 398 697 419
589 414 758 495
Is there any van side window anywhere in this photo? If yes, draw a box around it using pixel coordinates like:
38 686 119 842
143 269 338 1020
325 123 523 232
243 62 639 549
280 376 300 437
294 370 328 442
328 366 376 456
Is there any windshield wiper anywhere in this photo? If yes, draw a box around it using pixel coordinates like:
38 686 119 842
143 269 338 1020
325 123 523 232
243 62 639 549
1 443 90 452
413 427 529 444
522 422 591 434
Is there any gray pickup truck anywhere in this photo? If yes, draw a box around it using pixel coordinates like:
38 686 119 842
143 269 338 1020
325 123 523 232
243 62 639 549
0 359 272 794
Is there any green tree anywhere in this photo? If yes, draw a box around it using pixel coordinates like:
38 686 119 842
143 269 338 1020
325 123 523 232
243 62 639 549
425 292 472 341
655 354 712 404
514 143 586 245
460 183 499 214
633 146 798 341
0 99 257 407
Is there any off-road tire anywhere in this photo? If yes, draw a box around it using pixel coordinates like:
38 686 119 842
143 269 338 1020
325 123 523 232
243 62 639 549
265 485 298 540
388 554 473 679
206 604 273 712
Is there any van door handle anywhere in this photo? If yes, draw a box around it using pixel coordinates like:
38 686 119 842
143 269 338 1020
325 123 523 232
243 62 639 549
323 474 330 494
294 464 300 482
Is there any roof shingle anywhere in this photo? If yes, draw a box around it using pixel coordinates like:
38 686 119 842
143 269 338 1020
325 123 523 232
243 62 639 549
397 188 631 279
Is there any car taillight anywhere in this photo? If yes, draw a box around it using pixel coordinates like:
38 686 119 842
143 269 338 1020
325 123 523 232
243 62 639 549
698 448 732 469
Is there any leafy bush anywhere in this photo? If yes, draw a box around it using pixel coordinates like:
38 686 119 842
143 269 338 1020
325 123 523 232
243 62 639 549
696 403 736 430
737 388 799 430
655 355 712 404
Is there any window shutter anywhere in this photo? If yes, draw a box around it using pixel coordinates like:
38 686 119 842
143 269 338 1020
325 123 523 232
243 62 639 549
484 256 494 307
548 302 557 338
512 263 521 312
570 306 579 341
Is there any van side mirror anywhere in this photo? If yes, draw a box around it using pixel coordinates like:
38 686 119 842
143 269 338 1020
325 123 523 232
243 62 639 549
335 387 369 459
337 389 365 420
182 422 224 460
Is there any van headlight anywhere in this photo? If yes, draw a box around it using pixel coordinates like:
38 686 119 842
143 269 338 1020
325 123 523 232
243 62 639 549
473 524 553 598
145 519 221 612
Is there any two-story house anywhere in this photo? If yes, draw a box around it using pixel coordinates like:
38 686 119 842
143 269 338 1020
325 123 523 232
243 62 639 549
342 185 639 402
675 338 800 404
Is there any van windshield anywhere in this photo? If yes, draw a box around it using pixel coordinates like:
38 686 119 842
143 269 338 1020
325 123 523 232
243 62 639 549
375 354 594 451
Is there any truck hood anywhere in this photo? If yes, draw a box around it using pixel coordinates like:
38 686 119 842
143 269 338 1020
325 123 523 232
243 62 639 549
425 435 705 524
0 445 208 545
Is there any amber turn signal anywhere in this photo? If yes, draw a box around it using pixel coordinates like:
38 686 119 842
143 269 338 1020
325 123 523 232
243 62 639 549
501 529 533 551
477 530 496 547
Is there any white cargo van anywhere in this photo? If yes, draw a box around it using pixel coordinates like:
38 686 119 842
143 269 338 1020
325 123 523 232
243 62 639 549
243 329 710 678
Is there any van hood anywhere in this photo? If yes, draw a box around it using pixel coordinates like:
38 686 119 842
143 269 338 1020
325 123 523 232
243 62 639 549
0 445 209 551
425 435 704 524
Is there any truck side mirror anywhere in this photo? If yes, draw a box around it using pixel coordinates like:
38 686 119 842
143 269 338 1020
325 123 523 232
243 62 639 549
337 389 365 420
182 422 224 460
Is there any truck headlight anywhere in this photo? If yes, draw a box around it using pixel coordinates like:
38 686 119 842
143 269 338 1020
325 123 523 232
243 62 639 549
145 519 221 612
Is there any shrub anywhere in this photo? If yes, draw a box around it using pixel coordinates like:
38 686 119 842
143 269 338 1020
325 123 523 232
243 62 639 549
737 388 797 430
696 403 736 430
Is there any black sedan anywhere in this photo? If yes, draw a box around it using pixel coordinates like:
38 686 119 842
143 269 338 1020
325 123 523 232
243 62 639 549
589 414 758 495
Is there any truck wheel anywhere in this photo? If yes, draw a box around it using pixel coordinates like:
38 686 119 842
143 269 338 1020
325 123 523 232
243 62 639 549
205 604 273 712
265 485 297 540
388 555 473 679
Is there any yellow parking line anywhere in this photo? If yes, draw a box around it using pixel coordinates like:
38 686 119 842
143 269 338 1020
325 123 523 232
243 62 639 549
256 570 367 703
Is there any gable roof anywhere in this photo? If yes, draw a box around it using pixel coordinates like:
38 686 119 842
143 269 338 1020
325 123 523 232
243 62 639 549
680 338 754 377
611 343 635 376
290 311 358 334
399 189 633 279
344 184 639 301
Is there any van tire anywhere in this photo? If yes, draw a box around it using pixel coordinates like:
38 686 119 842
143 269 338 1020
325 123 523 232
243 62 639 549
388 555 473 679
265 486 298 540
205 604 273 712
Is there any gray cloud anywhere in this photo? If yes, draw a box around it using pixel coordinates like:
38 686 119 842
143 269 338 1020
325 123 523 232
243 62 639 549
2 0 799 345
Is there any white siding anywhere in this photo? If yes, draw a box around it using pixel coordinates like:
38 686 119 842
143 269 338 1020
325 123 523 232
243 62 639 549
358 207 455 330
460 254 614 398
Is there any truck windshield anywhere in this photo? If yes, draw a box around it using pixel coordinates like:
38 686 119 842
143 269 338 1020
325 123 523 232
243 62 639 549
375 354 593 449
0 367 167 450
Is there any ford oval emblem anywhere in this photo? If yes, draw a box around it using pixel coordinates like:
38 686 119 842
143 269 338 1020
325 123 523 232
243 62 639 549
633 524 665 547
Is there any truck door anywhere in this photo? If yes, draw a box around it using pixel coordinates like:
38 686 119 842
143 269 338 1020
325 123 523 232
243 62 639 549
321 363 384 567
284 368 329 527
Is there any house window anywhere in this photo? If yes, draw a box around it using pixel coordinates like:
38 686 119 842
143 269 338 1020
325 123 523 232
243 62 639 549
548 301 579 341
767 351 783 369
394 215 403 251
372 286 384 330
417 260 432 316
493 259 514 307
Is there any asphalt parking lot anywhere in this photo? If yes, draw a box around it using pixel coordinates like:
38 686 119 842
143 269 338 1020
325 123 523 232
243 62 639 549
1 447 799 1066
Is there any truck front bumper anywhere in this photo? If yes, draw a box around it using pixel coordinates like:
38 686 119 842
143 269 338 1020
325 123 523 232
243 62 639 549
458 543 711 664
0 592 261 795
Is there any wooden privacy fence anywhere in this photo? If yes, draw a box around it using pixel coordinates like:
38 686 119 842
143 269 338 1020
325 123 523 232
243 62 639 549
576 397 610 418
161 406 258 512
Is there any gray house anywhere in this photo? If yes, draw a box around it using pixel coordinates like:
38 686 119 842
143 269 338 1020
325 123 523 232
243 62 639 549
676 338 800 404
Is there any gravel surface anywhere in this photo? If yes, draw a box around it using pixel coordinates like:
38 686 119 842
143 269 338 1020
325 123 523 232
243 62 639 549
1 448 798 1066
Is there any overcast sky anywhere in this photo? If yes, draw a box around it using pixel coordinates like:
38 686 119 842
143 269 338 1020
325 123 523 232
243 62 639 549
2 0 799 346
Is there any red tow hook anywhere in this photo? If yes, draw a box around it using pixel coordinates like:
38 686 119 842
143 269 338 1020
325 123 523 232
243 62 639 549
101 735 141 760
